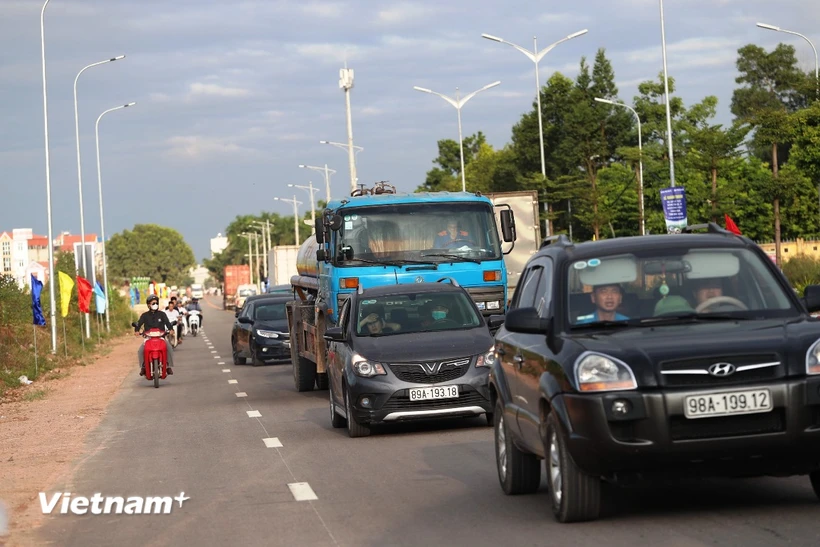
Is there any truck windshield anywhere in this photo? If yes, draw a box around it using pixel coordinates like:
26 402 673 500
338 202 501 263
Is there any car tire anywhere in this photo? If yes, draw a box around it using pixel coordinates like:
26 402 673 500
810 470 820 499
232 342 245 365
329 387 346 429
485 411 494 427
344 386 370 438
545 412 601 523
251 347 265 367
316 372 329 390
494 400 540 495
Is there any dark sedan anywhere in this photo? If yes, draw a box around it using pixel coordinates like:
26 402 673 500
323 280 504 438
231 295 291 366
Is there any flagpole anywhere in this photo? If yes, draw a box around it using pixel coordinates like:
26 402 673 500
62 319 68 357
79 314 85 354
33 325 39 379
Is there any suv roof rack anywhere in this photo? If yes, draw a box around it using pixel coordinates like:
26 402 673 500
540 234 573 249
681 222 737 237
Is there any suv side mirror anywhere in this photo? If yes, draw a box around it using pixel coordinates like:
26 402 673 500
500 210 515 243
487 314 505 329
324 326 346 342
504 307 547 334
804 285 820 313
237 316 253 324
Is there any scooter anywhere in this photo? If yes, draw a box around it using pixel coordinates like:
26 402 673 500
188 310 201 336
132 321 175 388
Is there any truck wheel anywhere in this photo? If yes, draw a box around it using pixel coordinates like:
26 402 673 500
344 386 370 438
316 373 329 390
545 412 601 523
495 400 540 495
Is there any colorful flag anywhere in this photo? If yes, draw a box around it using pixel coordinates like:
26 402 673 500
93 281 107 314
57 271 75 318
77 276 93 314
31 274 46 326
724 214 742 235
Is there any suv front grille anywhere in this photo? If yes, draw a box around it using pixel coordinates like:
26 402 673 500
660 354 782 388
388 358 471 384
669 408 786 441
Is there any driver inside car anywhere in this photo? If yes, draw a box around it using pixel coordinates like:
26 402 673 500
433 220 473 248
575 283 630 324
358 307 401 335
692 277 723 306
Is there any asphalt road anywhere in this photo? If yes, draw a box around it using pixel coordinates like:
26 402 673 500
37 296 820 546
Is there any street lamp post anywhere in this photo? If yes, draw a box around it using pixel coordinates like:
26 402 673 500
73 54 125 338
289 182 319 232
339 66 358 193
275 196 303 245
299 164 336 203
757 22 819 99
594 98 644 235
95 102 136 332
253 221 268 287
413 81 501 192
241 232 254 288
659 0 676 187
40 0 58 353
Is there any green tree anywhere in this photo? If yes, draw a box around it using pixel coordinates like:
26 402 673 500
106 224 195 285
419 132 487 192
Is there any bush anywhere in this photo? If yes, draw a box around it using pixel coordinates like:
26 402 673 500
781 254 820 296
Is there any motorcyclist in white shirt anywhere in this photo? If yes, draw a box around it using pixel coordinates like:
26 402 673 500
165 299 182 345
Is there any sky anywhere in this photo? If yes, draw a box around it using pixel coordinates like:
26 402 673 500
1 0 818 262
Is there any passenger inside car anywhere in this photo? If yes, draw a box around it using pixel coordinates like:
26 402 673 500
575 284 630 324
358 305 401 335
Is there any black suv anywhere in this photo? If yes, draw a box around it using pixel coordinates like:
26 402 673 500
489 223 820 522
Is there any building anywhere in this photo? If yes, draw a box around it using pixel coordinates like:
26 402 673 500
189 265 211 285
210 233 228 258
0 231 12 277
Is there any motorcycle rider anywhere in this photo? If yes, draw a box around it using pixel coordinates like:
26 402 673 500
165 298 183 345
187 297 204 328
134 294 175 376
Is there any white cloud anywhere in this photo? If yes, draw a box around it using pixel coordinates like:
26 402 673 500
187 82 253 99
164 136 258 160
358 106 384 116
289 42 369 63
376 3 438 24
623 37 742 70
537 12 590 24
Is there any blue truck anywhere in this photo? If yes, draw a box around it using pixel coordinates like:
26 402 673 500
286 181 522 392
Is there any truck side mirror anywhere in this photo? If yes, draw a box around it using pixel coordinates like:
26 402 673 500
315 218 325 243
329 214 343 231
317 249 327 262
500 210 515 243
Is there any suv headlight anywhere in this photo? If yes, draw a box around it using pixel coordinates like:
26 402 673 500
806 339 820 374
352 352 387 378
255 330 280 339
574 352 637 392
476 346 497 368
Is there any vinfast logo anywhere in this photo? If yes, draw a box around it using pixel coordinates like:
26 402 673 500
39 492 189 515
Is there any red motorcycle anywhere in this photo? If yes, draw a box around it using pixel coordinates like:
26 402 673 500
132 321 175 388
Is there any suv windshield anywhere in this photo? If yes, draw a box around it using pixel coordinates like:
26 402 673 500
355 291 481 336
567 247 796 326
338 202 501 264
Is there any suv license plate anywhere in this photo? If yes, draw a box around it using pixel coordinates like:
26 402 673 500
408 386 459 401
684 389 772 419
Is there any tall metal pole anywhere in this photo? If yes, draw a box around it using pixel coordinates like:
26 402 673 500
254 232 261 293
659 0 676 186
340 66 357 192
455 88 466 192
266 219 272 255
40 0 57 353
262 223 268 287
244 233 253 288
289 183 318 232
324 164 331 201
73 55 125 338
533 36 546 182
95 102 135 332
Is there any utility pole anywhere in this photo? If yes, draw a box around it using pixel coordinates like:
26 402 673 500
339 64 357 193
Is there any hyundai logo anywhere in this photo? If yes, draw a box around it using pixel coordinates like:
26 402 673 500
708 362 736 377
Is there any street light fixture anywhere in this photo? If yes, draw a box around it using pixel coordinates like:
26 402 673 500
275 196 303 245
40 0 58 353
413 80 501 192
594 98 644 236
299 164 336 203
757 22 818 99
73 54 125 338
320 139 364 159
289 182 319 232
95 102 135 332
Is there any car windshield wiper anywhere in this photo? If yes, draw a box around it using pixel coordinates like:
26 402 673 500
570 319 634 330
348 257 439 267
639 312 751 325
419 253 481 264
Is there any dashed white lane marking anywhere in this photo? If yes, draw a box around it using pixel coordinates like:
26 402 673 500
218 362 225 365
228 379 238 384
210 350 217 353
288 483 318 501
247 410 261 418
236 392 247 397
213 356 220 359
222 369 231 373
263 437 283 448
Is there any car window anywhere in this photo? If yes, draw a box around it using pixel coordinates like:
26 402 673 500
240 303 252 318
355 291 481 337
515 266 543 309
254 302 287 321
566 247 796 326
536 259 553 318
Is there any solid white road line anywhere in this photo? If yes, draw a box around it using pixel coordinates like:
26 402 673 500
235 392 247 397
247 410 261 418
263 437 283 448
288 483 318 501
222 369 231 372
228 379 238 384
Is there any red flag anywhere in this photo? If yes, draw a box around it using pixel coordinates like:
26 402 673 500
724 214 741 235
77 276 93 313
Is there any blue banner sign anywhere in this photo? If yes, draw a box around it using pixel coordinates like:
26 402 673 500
660 186 688 233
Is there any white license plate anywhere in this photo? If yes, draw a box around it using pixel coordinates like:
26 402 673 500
684 389 772 419
408 385 459 401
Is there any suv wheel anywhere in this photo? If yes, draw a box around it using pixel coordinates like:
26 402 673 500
494 400 540 495
344 386 370 438
810 470 820 499
545 412 601 522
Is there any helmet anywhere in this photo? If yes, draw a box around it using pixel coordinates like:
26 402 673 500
146 294 159 306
